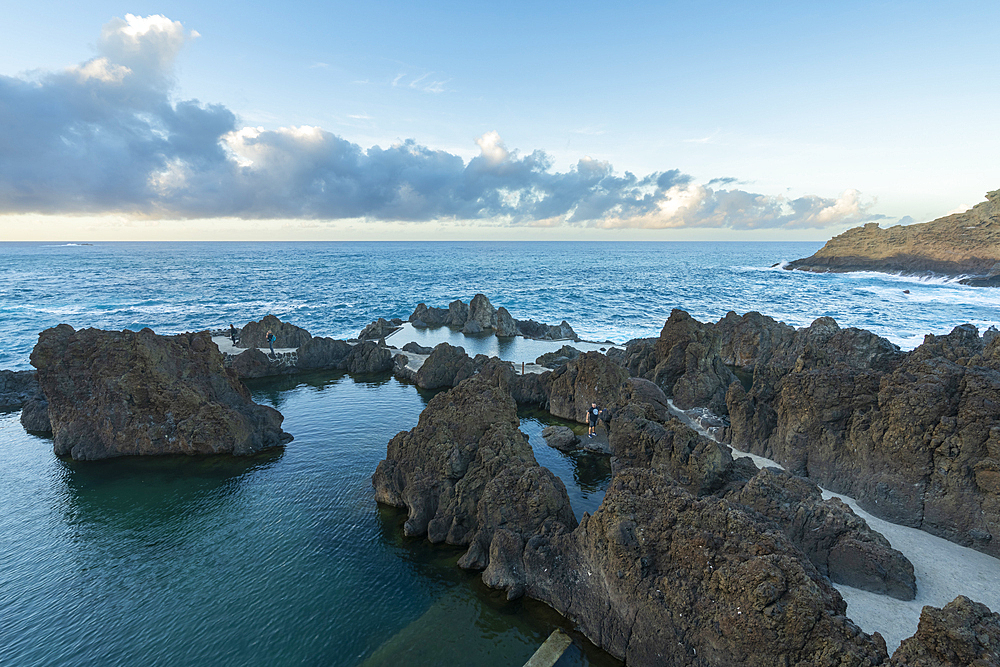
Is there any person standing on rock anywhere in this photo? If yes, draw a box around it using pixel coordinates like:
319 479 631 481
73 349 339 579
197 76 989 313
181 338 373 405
229 324 238 345
266 330 276 357
587 402 600 438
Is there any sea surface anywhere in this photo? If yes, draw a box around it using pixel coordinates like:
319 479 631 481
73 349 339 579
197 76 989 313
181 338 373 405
2 241 999 667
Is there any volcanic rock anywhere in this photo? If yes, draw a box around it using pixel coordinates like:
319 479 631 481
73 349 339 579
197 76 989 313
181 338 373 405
296 336 352 370
517 318 579 341
359 317 399 340
535 345 581 369
227 347 278 378
413 342 479 390
466 293 496 331
545 351 629 422
409 303 448 327
343 340 393 374
20 396 51 433
541 425 579 452
495 307 517 337
0 369 39 410
372 373 577 574
786 190 1000 283
890 595 1000 666
30 325 292 460
238 314 312 349
485 467 890 666
446 299 469 327
401 341 433 355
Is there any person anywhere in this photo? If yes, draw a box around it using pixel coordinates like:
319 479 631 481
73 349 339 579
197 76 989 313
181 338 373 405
229 324 238 345
266 330 276 356
587 402 600 438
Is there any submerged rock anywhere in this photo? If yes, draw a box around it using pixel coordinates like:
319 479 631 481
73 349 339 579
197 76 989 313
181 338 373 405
541 425 579 452
31 325 292 460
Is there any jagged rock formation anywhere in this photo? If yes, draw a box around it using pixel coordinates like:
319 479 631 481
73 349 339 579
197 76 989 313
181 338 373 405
614 308 1000 558
535 345 581 369
20 396 51 433
30 325 292 460
408 295 580 341
486 467 892 666
0 370 38 410
371 373 577 574
358 317 402 340
890 595 1000 666
238 314 313 349
786 190 1000 284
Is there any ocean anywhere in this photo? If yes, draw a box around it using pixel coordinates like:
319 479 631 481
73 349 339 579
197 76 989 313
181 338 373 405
2 241 998 666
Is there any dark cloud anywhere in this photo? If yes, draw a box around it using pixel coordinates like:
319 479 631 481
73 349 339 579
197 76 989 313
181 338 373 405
0 14 884 231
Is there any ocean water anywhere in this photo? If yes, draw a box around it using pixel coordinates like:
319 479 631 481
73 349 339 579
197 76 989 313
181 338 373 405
2 241 999 666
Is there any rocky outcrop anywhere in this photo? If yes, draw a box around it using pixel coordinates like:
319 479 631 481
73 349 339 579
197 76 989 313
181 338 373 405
0 370 38 410
296 337 352 370
407 296 580 341
890 595 1000 666
726 468 916 600
371 373 577 574
535 345 581 369
786 190 1000 283
401 341 433 355
545 352 629 423
20 396 51 433
485 467 891 666
412 343 480 390
238 314 312 349
541 425 579 452
359 317 402 340
343 340 393 374
30 325 292 460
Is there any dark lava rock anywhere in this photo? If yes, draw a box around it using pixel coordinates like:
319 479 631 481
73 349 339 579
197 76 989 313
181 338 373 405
409 303 448 327
541 425 579 452
890 595 1000 666
726 468 916 600
485 467 889 666
401 341 433 355
372 373 577 574
466 293 496 331
238 314 312 349
296 336 352 370
535 345 581 369
495 307 517 337
545 351 629 423
0 369 38 410
31 325 292 460
446 299 470 327
462 320 484 335
227 347 279 378
517 318 579 341
20 396 51 433
343 340 393 374
414 342 478 390
359 317 400 340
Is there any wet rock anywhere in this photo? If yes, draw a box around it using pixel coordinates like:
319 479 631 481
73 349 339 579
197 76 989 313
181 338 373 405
541 425 579 452
535 345 581 369
0 369 38 410
372 373 576 573
462 320 484 335
489 467 889 666
20 396 51 433
238 314 312 349
516 319 580 341
890 595 1000 666
446 299 470 327
31 325 292 460
343 340 393 374
226 347 278 378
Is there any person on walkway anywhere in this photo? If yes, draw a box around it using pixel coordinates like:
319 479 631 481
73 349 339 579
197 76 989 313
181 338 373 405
229 324 238 345
587 402 600 438
266 330 276 357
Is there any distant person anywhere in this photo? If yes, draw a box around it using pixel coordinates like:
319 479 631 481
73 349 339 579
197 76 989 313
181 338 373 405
587 402 600 438
229 324 238 345
266 330 276 357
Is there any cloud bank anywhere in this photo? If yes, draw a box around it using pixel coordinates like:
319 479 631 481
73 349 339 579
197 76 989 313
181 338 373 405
0 14 883 230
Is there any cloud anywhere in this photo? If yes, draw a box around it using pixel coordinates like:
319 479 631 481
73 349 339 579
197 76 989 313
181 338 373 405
0 14 883 231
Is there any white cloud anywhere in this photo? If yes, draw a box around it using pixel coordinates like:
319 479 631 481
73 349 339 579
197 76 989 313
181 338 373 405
0 14 884 232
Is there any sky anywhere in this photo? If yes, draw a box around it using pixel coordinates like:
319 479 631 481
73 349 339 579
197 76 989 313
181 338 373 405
1 1 998 241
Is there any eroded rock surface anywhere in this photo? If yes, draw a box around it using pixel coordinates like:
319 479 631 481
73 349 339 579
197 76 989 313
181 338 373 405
31 325 292 460
0 370 38 410
371 373 577 574
890 595 1000 666
238 314 312 349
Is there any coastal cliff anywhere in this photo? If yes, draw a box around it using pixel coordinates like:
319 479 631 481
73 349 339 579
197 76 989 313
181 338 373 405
786 190 1000 284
